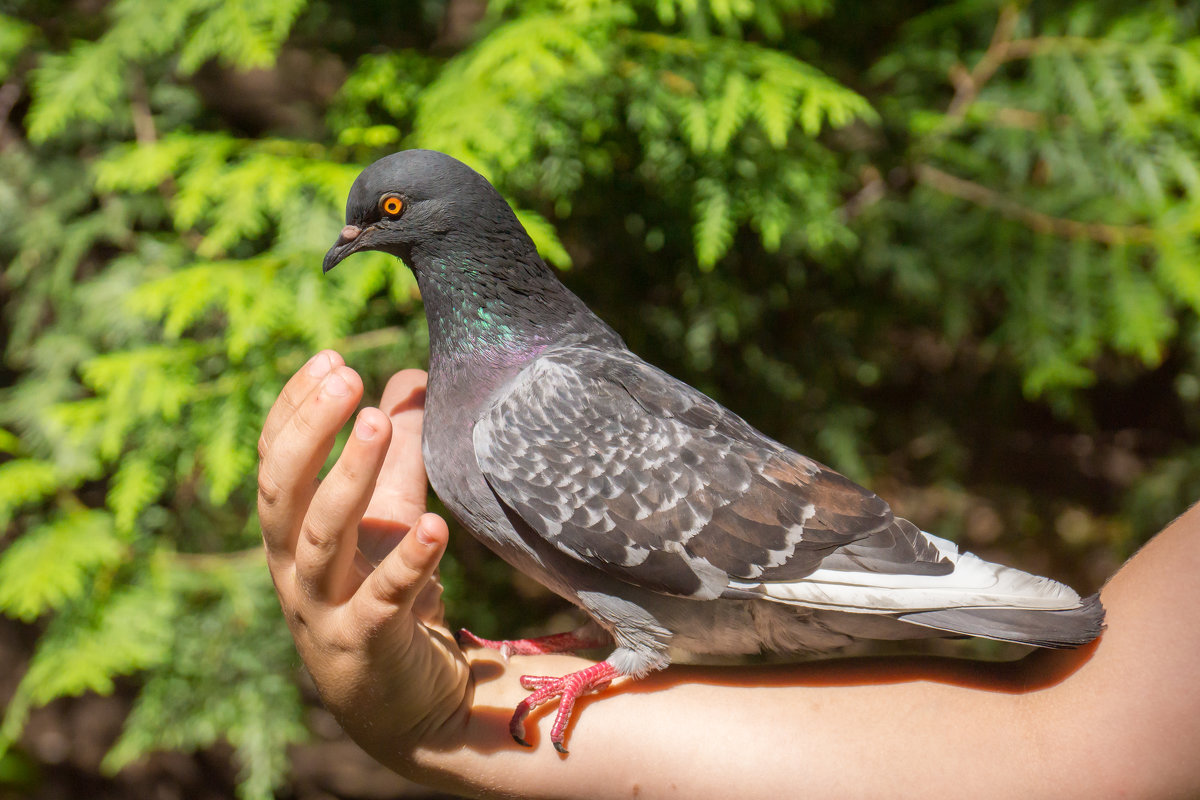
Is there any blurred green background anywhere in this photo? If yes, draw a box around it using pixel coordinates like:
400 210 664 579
2 0 1199 797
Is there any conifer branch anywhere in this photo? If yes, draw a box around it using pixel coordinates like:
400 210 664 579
914 164 1156 245
989 107 1069 130
0 77 20 147
947 3 1020 119
337 325 407 353
997 35 1112 62
128 69 157 146
172 548 264 570
127 69 204 249
945 6 1121 124
840 164 887 221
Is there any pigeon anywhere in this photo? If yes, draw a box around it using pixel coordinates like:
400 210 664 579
323 149 1105 753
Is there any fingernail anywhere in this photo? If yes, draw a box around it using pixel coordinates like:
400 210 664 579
354 414 378 441
415 518 436 547
307 352 332 378
324 371 350 396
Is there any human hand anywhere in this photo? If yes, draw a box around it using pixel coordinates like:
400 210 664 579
257 351 471 769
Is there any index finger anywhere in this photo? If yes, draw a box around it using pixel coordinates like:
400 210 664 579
258 350 346 460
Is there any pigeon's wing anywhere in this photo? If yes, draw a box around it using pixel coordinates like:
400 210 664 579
473 346 949 600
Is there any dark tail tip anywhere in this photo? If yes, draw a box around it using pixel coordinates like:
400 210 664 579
899 592 1106 648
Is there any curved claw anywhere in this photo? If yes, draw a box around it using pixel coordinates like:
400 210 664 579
506 661 621 753
457 628 514 661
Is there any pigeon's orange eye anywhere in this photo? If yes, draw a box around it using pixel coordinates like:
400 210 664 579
381 195 404 217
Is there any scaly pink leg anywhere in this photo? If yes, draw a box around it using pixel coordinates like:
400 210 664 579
509 661 620 753
456 627 610 660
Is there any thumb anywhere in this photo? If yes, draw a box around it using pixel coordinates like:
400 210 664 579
363 369 428 525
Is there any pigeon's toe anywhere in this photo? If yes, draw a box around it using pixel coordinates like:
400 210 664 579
458 628 609 658
507 661 620 753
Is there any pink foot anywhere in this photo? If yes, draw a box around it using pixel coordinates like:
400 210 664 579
509 661 620 754
456 627 610 660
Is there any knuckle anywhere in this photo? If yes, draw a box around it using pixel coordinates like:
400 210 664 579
257 468 281 510
325 621 360 655
333 457 364 487
348 609 388 643
290 402 320 438
373 563 417 606
289 606 309 632
368 570 398 606
299 516 336 554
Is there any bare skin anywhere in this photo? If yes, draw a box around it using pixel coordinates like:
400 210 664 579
258 351 1200 800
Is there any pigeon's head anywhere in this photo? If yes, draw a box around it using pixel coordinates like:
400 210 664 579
322 150 529 274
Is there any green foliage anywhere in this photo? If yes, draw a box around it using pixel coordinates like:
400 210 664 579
102 561 305 800
1 557 176 750
872 3 1200 399
0 14 33 81
331 1 873 268
18 564 175 705
0 509 124 620
3 0 1200 796
0 457 58 530
25 0 306 141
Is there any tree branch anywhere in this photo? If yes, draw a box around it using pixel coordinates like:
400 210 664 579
839 165 887 221
946 3 1021 119
0 78 21 148
913 164 1156 245
172 548 265 570
998 35 1104 62
129 69 157 146
337 325 409 353
945 5 1101 125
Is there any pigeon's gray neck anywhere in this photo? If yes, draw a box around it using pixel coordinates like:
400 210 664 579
408 242 593 378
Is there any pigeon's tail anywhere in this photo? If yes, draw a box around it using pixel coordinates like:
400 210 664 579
735 526 1105 648
898 592 1105 648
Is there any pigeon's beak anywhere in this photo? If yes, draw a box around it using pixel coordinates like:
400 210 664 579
322 225 365 273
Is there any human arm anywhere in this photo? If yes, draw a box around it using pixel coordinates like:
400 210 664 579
258 352 1200 799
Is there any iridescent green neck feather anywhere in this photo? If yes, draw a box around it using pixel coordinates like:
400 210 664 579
413 246 590 370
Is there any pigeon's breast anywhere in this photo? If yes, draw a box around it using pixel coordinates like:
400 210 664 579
421 386 589 602
420 400 509 544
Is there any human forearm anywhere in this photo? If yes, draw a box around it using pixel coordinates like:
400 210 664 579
408 651 1042 799
409 507 1200 799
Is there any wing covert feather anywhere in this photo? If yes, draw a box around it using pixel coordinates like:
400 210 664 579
474 347 943 599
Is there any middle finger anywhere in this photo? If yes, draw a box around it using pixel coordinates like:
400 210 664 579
259 366 364 562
